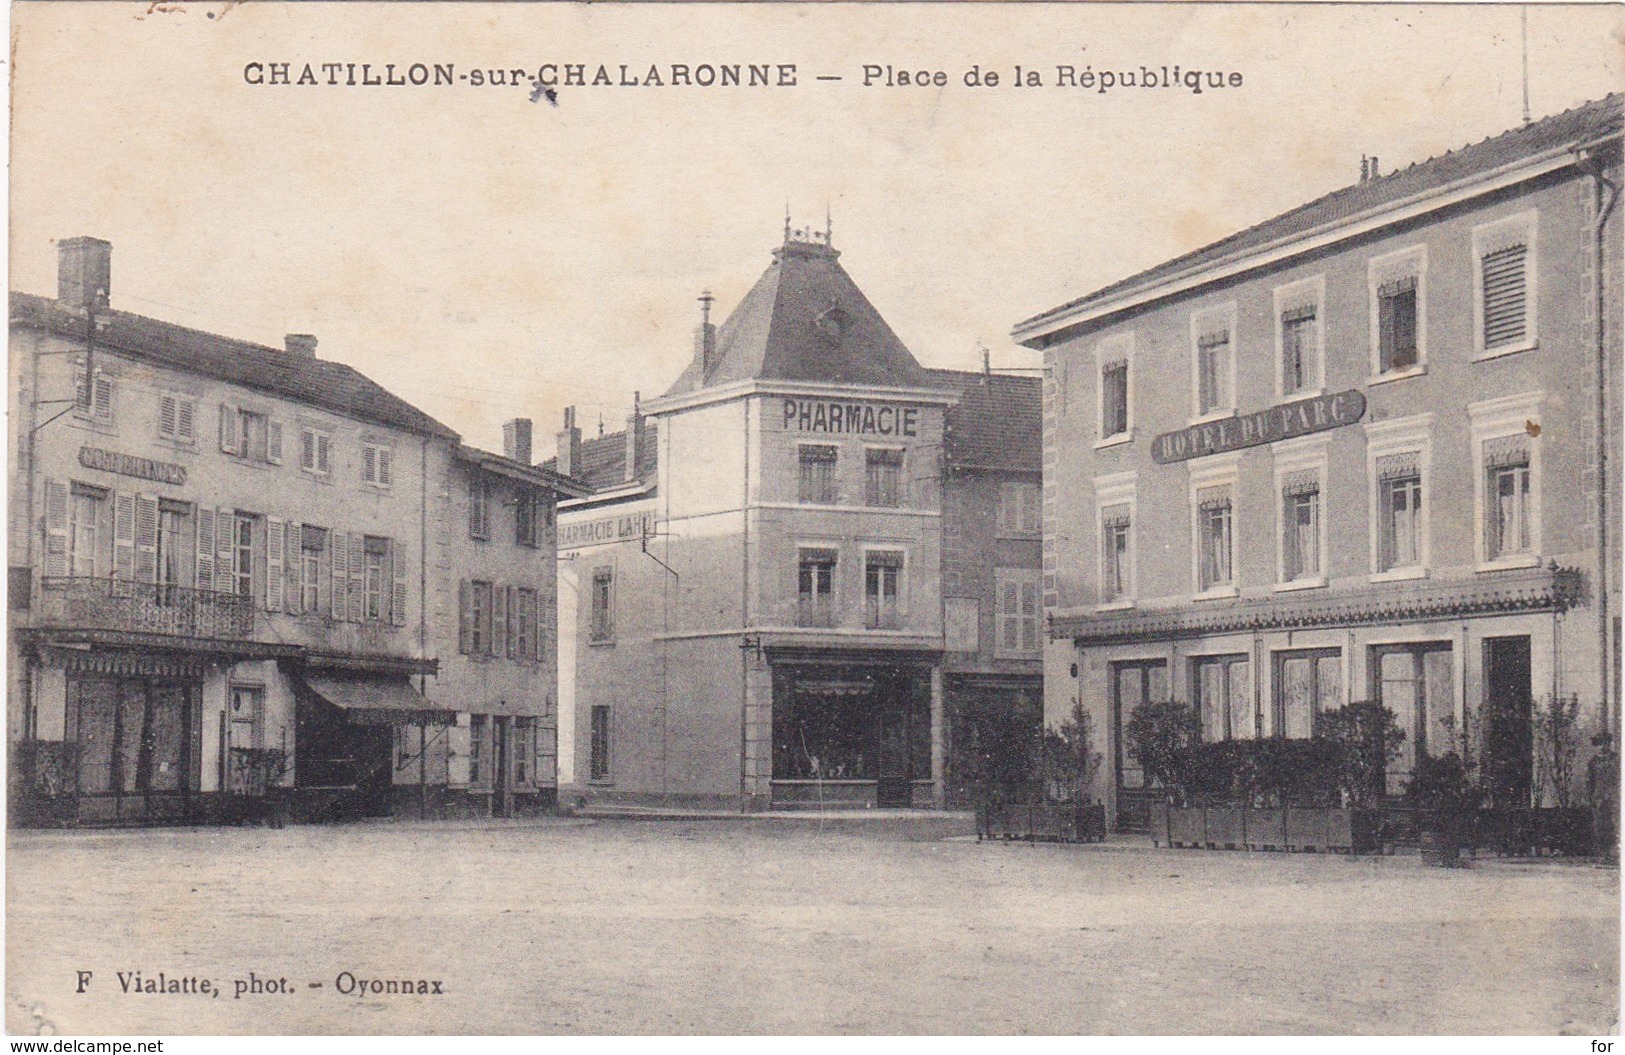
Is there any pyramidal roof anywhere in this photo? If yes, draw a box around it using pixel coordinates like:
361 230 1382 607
664 234 930 396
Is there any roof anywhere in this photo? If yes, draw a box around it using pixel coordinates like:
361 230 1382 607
924 368 1042 474
539 420 659 494
455 444 593 498
1015 93 1624 343
10 291 457 439
664 238 929 395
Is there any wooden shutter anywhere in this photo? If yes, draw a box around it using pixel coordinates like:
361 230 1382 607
363 445 377 484
43 480 69 577
92 376 113 421
266 518 285 612
134 494 159 583
177 399 195 443
458 581 472 653
1482 245 1528 349
331 530 349 619
267 421 284 465
285 521 303 614
347 533 365 623
391 540 408 626
219 404 239 454
112 491 136 581
216 507 235 593
159 396 177 439
529 590 543 661
493 584 508 658
378 448 392 487
194 507 216 592
317 434 331 474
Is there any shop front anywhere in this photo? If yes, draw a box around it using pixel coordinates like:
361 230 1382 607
769 650 935 809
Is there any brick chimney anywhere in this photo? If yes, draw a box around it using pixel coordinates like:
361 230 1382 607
504 418 533 466
57 237 111 312
284 334 318 358
555 406 582 478
693 290 717 380
624 392 644 482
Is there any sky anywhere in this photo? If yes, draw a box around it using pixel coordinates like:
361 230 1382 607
9 2 1623 455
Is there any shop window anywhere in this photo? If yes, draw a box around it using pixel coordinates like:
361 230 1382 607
865 448 904 508
995 568 1039 656
864 551 902 629
1372 643 1455 796
513 717 534 786
1194 654 1252 741
798 445 838 504
589 705 612 782
469 715 490 787
798 549 837 628
1274 649 1341 739
590 566 614 642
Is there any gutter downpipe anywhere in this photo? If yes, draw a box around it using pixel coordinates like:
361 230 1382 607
740 398 752 812
1578 146 1621 736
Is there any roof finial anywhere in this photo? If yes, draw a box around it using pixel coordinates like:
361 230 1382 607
784 203 791 243
598 413 605 439
825 203 832 246
699 289 714 327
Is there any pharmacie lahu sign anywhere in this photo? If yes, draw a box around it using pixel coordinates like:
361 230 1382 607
1151 390 1366 464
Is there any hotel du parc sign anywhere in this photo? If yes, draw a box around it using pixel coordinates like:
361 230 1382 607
1151 390 1367 464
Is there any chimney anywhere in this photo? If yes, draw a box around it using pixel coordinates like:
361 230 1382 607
624 392 644 482
555 406 582 478
693 290 718 379
57 237 111 312
284 334 319 358
503 418 533 466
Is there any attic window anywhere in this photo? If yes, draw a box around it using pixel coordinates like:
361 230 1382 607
814 303 851 345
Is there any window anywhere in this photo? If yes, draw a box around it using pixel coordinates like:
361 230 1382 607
997 481 1040 537
590 566 614 642
461 580 494 654
513 717 534 786
797 548 837 628
1096 332 1134 443
362 443 392 487
233 514 255 599
589 705 612 782
1197 489 1233 592
1274 277 1323 397
1194 654 1252 741
224 409 270 463
469 476 490 539
1474 212 1537 357
74 368 114 424
157 395 196 444
1371 643 1455 795
864 449 904 507
516 587 536 659
516 490 546 547
1101 506 1132 604
798 445 838 504
1191 305 1236 419
864 551 902 629
363 536 388 622
1369 245 1427 378
1378 462 1423 572
469 715 490 786
995 568 1040 656
300 526 325 612
1471 392 1543 568
299 428 331 476
1280 473 1321 583
1274 650 1341 739
156 503 189 592
67 485 103 578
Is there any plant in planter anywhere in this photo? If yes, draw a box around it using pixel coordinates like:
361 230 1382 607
1406 751 1481 866
1126 701 1199 805
1532 693 1583 809
1318 701 1405 809
1035 702 1107 842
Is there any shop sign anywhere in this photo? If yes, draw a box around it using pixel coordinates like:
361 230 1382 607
559 510 654 550
782 398 919 437
78 446 187 486
1151 390 1366 464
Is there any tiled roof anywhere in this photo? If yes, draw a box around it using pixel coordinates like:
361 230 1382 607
10 291 457 439
924 368 1042 474
664 239 929 395
1016 94 1624 341
540 420 659 494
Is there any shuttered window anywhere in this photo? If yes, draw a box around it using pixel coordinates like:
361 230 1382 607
798 445 838 504
1101 359 1129 438
1481 244 1528 351
995 568 1040 656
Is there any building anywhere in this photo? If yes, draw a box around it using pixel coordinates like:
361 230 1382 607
1014 97 1622 830
551 227 1042 810
8 237 582 825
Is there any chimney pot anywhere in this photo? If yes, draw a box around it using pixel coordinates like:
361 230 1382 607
284 333 319 358
624 392 645 483
555 405 582 478
57 237 111 312
503 418 533 466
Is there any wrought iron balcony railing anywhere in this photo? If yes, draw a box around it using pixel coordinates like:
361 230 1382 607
37 576 256 640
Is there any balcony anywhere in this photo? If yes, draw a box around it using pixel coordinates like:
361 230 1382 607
36 577 256 640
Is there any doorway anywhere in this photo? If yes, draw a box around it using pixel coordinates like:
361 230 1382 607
70 674 200 823
1111 659 1168 832
1483 636 1534 808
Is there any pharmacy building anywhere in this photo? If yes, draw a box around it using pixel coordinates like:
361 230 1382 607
1016 96 1622 831
8 236 584 826
549 229 1042 810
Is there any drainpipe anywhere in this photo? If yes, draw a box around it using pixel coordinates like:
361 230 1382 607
739 400 751 812
1577 147 1620 736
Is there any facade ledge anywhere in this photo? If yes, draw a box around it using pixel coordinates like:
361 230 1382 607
1191 586 1240 602
1367 365 1428 387
1370 566 1428 584
1049 563 1582 644
21 627 302 661
298 650 439 676
1477 554 1544 573
1473 341 1538 363
1274 577 1328 593
1096 599 1136 612
1093 431 1135 451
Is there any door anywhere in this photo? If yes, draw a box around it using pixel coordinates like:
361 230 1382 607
1371 643 1455 797
1111 660 1168 832
492 716 511 817
1483 636 1534 808
353 725 395 817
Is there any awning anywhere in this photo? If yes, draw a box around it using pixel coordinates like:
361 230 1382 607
295 672 459 726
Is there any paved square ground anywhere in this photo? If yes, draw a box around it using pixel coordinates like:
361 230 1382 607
5 814 1618 1035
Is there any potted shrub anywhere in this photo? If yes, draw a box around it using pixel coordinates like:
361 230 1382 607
1037 702 1106 843
1407 752 1479 866
1318 701 1405 853
1127 700 1198 845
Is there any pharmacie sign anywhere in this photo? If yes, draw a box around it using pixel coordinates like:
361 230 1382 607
782 398 920 437
1151 390 1366 464
559 510 654 550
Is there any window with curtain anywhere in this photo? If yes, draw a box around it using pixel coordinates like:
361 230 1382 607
1196 329 1231 415
1197 487 1233 591
1377 454 1423 571
1378 275 1419 372
1101 358 1129 438
1483 435 1532 560
1280 304 1317 395
864 551 902 629
1274 650 1341 740
1101 505 1131 602
798 549 837 627
1280 470 1321 582
1193 654 1252 742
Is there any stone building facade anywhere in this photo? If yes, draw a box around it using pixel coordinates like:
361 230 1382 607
1014 97 1622 830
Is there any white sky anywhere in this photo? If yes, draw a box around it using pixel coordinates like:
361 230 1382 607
9 2 1622 454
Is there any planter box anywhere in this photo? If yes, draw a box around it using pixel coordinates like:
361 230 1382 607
1167 806 1206 847
982 804 1028 840
1030 804 1067 841
1246 808 1287 850
1204 807 1246 849
1286 808 1330 851
1148 802 1170 847
1075 803 1107 843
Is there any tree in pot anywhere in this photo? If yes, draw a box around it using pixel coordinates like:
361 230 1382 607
1318 701 1405 809
1040 701 1104 805
1126 700 1199 806
1405 751 1481 866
